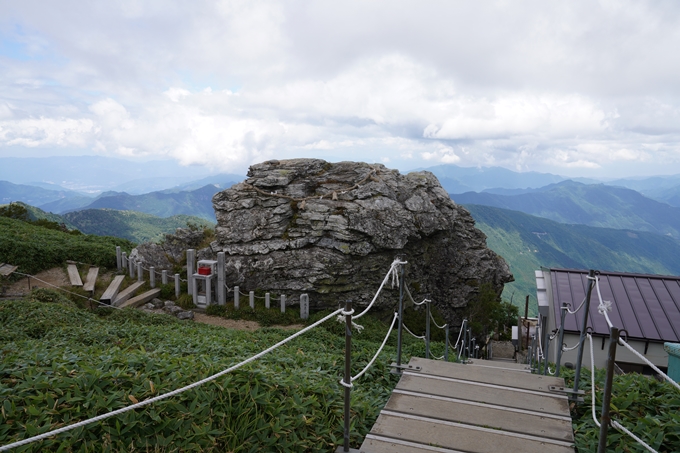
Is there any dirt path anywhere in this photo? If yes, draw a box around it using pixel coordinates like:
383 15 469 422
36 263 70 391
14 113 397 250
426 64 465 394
5 267 70 296
192 313 304 331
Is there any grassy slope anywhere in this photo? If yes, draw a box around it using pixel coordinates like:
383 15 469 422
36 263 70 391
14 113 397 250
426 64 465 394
465 204 680 315
0 293 438 452
63 209 214 244
0 216 134 275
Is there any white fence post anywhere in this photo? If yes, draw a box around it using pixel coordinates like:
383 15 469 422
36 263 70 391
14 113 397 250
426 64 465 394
162 270 168 285
175 274 180 298
186 249 195 296
234 286 240 309
150 266 155 288
249 291 255 309
137 262 143 283
280 295 286 313
265 293 270 309
217 252 225 306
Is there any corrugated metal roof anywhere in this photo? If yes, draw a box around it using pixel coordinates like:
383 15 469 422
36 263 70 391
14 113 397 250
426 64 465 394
549 268 680 342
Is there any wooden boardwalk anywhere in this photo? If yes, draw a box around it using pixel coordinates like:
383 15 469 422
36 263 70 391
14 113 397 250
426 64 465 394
359 357 574 453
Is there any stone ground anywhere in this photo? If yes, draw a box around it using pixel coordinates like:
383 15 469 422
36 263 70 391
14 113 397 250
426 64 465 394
3 267 303 332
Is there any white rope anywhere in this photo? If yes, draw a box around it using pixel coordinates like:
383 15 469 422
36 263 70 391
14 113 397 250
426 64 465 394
562 341 581 352
594 276 614 328
404 285 428 306
349 312 398 383
429 311 447 329
611 421 658 453
354 259 405 320
14 272 122 310
0 308 343 452
617 337 680 392
564 296 587 315
587 333 601 428
402 323 426 340
453 320 466 349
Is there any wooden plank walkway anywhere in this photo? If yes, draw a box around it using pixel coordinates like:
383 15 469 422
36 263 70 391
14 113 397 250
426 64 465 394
100 275 125 305
67 263 83 287
82 267 99 292
119 288 161 309
113 281 145 307
359 357 574 453
0 263 18 276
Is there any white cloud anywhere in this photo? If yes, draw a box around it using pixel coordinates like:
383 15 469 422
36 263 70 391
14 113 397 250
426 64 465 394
1 1 680 176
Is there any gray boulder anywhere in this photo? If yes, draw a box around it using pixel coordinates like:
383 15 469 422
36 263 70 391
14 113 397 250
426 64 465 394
209 159 512 324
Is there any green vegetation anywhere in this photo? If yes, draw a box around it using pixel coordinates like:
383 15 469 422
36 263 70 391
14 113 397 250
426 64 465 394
0 216 133 276
466 283 518 340
465 204 680 316
560 367 680 452
0 290 449 452
63 209 214 243
0 202 78 233
455 180 680 239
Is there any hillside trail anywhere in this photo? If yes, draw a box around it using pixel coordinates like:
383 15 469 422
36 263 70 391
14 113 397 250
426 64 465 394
4 267 303 331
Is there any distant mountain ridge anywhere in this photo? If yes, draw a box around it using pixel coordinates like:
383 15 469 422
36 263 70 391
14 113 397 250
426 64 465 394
453 180 680 239
464 204 680 311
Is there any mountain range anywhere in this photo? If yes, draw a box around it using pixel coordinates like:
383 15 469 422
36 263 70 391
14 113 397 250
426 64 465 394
452 180 680 239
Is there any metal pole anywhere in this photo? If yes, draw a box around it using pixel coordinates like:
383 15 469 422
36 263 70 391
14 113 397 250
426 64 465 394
467 328 472 360
343 300 353 453
573 269 596 397
425 298 431 359
555 303 567 376
396 263 405 370
597 327 619 453
445 325 449 361
543 333 550 376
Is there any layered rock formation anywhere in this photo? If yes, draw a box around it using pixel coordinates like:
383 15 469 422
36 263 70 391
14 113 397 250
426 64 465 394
210 159 512 322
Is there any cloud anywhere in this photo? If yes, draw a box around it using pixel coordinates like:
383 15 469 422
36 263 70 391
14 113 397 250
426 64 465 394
1 1 680 176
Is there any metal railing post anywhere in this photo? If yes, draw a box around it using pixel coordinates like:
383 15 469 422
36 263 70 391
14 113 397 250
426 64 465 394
445 324 449 361
573 269 596 398
425 298 431 359
396 263 405 370
342 300 353 453
555 303 567 376
597 327 619 453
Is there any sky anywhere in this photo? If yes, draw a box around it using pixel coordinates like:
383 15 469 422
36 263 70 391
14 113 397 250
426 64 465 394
1 1 680 178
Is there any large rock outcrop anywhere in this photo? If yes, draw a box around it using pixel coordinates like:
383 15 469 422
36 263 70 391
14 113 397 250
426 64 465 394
210 159 512 322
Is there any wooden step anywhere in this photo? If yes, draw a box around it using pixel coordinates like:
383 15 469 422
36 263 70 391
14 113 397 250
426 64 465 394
67 263 83 287
119 288 161 309
113 281 145 307
0 263 18 277
100 275 125 304
82 267 99 292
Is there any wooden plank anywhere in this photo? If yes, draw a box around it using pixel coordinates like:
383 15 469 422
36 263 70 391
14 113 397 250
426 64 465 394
0 263 18 276
386 391 573 442
100 275 125 304
397 373 570 416
368 412 574 453
361 434 468 453
119 288 161 309
67 263 83 286
408 357 563 393
113 281 145 307
82 267 99 292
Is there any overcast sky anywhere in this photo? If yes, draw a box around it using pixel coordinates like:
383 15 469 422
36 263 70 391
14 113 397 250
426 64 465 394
1 1 679 178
